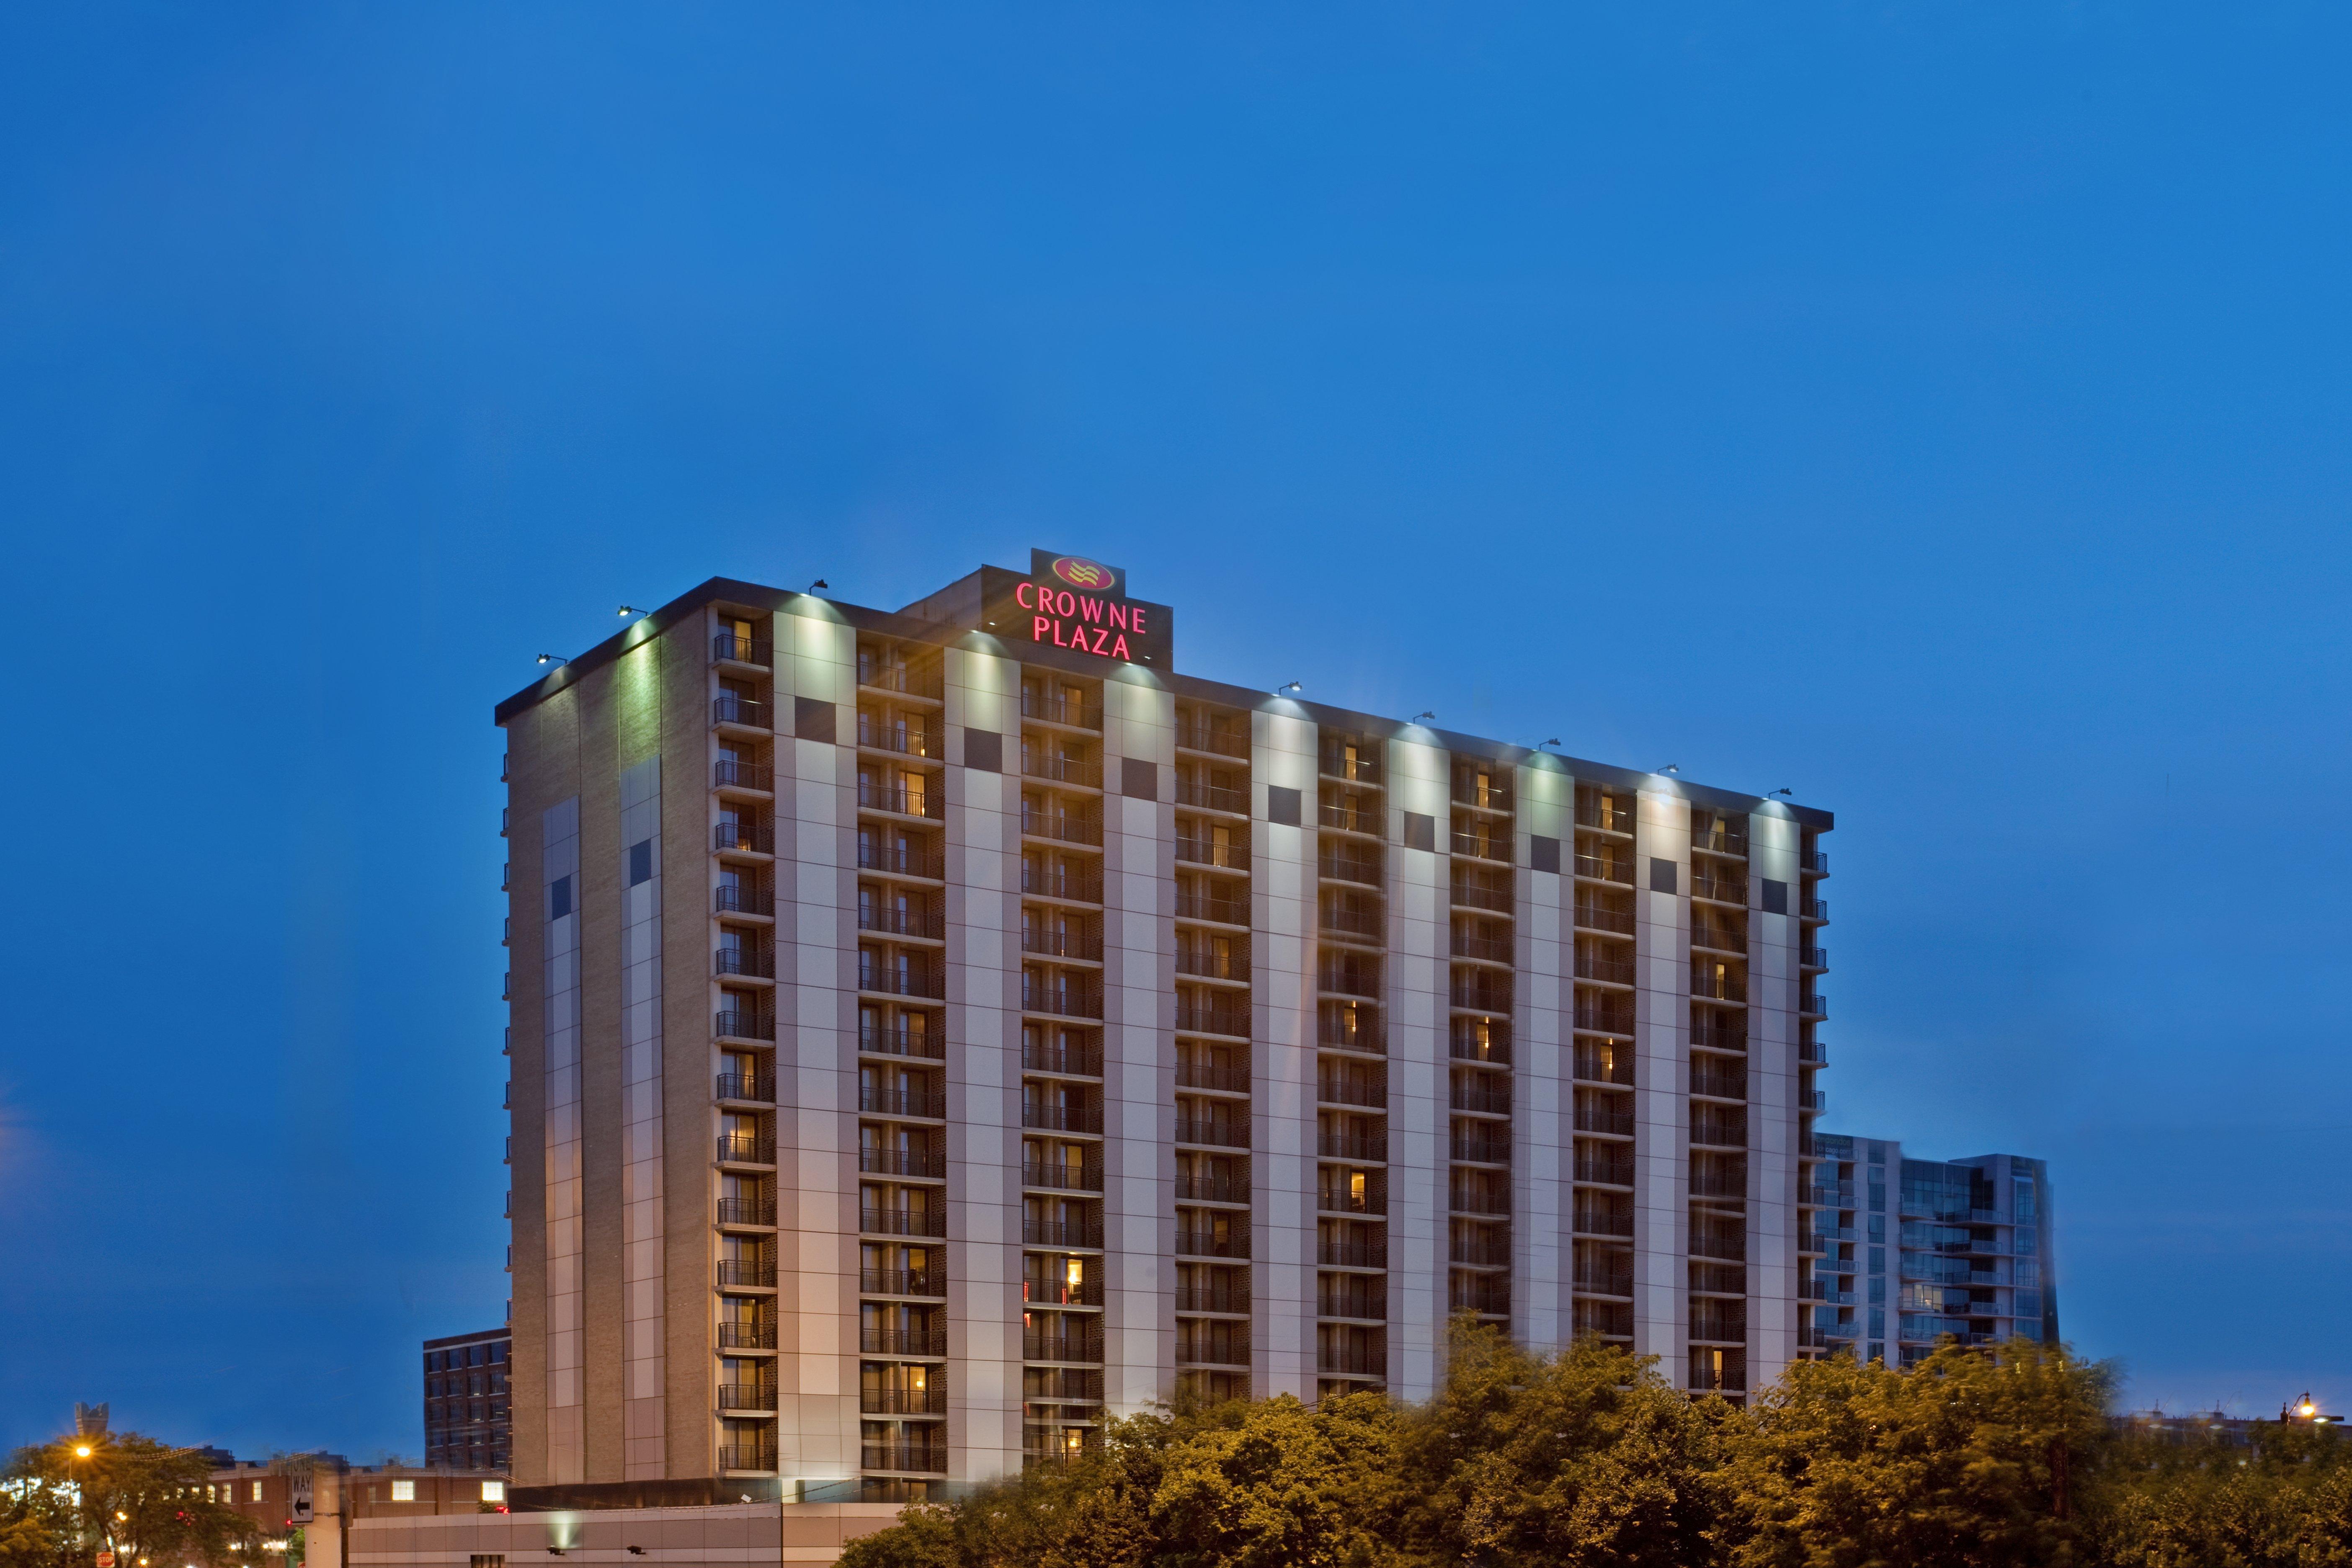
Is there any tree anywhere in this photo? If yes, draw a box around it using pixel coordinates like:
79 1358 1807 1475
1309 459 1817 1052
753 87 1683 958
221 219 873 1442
3 1432 257 1568
1713 1338 2115 1568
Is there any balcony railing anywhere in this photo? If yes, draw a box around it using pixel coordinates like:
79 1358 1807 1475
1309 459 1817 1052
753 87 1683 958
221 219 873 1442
1318 801 1380 835
716 882 773 916
861 1022 945 1060
1573 1103 1633 1136
1023 980 1103 1019
1690 1022 1749 1053
860 1207 946 1238
1573 1157 1635 1186
717 1384 778 1412
862 842 946 879
864 906 945 940
1449 1029 1512 1066
1689 1316 1748 1346
861 663 943 700
1449 980 1514 1014
1449 1135 1512 1165
1319 1014 1385 1052
1572 1210 1634 1238
715 1006 774 1041
1692 926 1746 955
713 633 774 667
1800 847 1828 874
1691 1069 1746 1100
714 758 774 792
1319 1345 1385 1375
1573 1270 1634 1298
1024 1218 1104 1248
1320 903 1383 941
1175 1173 1250 1204
1026 1044 1105 1077
1178 946 1250 982
1172 722 1246 758
859 1148 944 1179
1692 1113 1749 1149
857 717 942 759
862 965 945 1000
1176 1000 1250 1038
865 1100 945 1124
859 1328 948 1357
1574 796 1635 833
1176 778 1248 814
1805 1184 1855 1207
1318 1131 1387 1161
863 783 945 821
715 1073 775 1103
1451 931 1514 964
1449 830 1511 862
717 1446 778 1473
1449 1279 1511 1315
1318 1077 1386 1110
1024 753 1102 789
1452 1081 1512 1115
1024 928 1104 961
716 1134 776 1164
1178 836 1247 869
1319 1187 1387 1216
1802 994 1829 1018
1691 873 1748 905
1022 1104 1103 1134
1573 852 1636 885
1573 1047 1635 1086
1689 970 1747 1003
1174 1118 1250 1149
1320 748 1382 785
1022 1160 1105 1192
1574 953 1636 984
1023 809 1103 846
716 1196 777 1226
862 1387 949 1416
1022 865 1102 903
1176 1062 1250 1093
1022 1331 1106 1362
715 820 774 854
1452 781 1513 814
1178 890 1250 926
717 1320 777 1349
712 695 770 729
1689 1169 1747 1199
716 1259 777 1287
1175 1229 1251 1260
717 946 775 979
1176 1285 1251 1314
1691 819 1747 856
1450 879 1512 913
1320 1237 1387 1268
1802 898 1828 921
861 1443 949 1474
1319 962 1381 1000
1573 901 1635 935
861 1269 944 1299
1319 852 1382 887
1801 946 1829 968
1690 1234 1747 1264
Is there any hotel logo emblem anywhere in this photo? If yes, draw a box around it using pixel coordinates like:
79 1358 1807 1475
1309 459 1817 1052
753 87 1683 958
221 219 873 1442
1049 555 1117 591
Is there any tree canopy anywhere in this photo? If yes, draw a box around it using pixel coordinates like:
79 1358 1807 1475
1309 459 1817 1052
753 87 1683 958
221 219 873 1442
2 1432 256 1568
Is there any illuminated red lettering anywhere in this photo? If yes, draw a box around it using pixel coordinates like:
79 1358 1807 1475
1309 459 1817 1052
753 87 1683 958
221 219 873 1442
1033 615 1052 641
1109 633 1131 660
1131 607 1149 635
1016 582 1037 610
1085 627 1108 654
1079 596 1104 625
1051 589 1073 617
1106 603 1129 631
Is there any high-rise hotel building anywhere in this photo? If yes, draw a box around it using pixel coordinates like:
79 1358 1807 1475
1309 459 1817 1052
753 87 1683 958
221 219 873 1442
495 554 1834 1502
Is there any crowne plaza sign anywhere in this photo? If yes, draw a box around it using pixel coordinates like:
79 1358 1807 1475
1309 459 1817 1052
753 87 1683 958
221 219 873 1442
978 550 1175 668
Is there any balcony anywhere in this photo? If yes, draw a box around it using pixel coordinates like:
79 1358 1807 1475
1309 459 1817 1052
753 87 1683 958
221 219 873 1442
1320 1237 1386 1269
1571 1209 1634 1238
1024 1218 1104 1248
1689 1316 1748 1346
716 1259 777 1287
713 633 774 668
1449 830 1511 863
1319 1013 1385 1052
861 1269 945 1299
1022 1331 1107 1363
1177 836 1247 870
716 1197 777 1226
1799 1040 1828 1066
1691 1021 1748 1053
1802 898 1828 923
1022 865 1101 903
1178 890 1250 926
1691 1068 1746 1101
1574 952 1636 985
860 1328 948 1357
865 906 945 941
717 1446 778 1473
1175 1173 1250 1204
717 946 776 980
716 1134 776 1165
1024 928 1104 962
1318 801 1380 835
1026 1044 1105 1078
715 1007 774 1042
715 883 774 917
1176 1285 1251 1315
1178 946 1250 982
1574 796 1635 834
1449 979 1513 1014
1801 946 1829 969
861 1444 949 1475
1800 847 1828 875
717 1321 777 1349
714 820 774 855
1176 999 1250 1039
1451 1081 1511 1115
1691 926 1746 956
1802 993 1829 1018
1174 1118 1250 1149
1022 1160 1105 1192
1177 778 1248 814
1023 1103 1103 1135
859 1149 944 1179
1692 1113 1749 1150
1573 1046 1635 1086
1175 1229 1251 1260
861 664 944 701
1691 872 1748 905
1572 1002 1635 1037
1319 1131 1387 1162
1449 1187 1511 1217
1176 1062 1250 1093
1319 851 1382 887
716 1073 776 1103
1318 1345 1385 1376
714 758 774 792
1023 753 1102 789
1573 1156 1635 1186
862 783 945 822
1574 901 1635 936
861 1207 946 1238
1023 979 1102 1019
1573 1269 1634 1298
863 1387 949 1416
1690 1235 1746 1264
1573 851 1636 886
862 842 946 880
712 695 770 730
1320 903 1382 942
1022 809 1102 847
858 717 943 760
1450 1029 1512 1067
865 1100 945 1124
717 1384 778 1412
1449 1278 1511 1316
1320 748 1382 786
862 1023 946 1060
1451 931 1514 964
1319 1186 1387 1216
1319 1077 1387 1110
1172 721 1246 758
1450 878 1512 913
1452 780 1513 815
1805 1184 1855 1207
1572 1102 1632 1136
863 965 946 1001
1690 1168 1746 1199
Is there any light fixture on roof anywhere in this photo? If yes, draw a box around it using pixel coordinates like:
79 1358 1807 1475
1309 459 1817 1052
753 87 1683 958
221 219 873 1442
536 654 568 667
1412 711 1436 722
1273 681 1302 696
1769 787 1793 797
1657 763 1680 775
806 579 829 594
616 605 645 619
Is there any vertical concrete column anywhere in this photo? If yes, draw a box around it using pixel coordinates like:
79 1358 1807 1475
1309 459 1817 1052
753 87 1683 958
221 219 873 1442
944 644 1022 1481
1252 708 1318 1402
1385 732 1449 1400
1102 671 1176 1413
1513 761 1571 1350
1632 788 1690 1387
775 606 858 1483
1746 810 1800 1390
541 796 587 1483
618 757 668 1477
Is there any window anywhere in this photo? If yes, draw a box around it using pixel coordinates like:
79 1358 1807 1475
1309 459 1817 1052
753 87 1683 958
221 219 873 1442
471 1556 507 1568
391 1480 415 1502
250 1481 264 1502
629 839 653 885
548 876 573 920
481 1481 505 1504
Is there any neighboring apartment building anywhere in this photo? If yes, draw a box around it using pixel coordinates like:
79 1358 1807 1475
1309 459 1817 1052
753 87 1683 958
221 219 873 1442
205 1458 508 1535
1801 1136 2056 1368
423 1327 513 1471
494 553 1834 1503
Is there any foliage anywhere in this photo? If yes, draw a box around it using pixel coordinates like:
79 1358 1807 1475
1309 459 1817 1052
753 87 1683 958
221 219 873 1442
2 1432 256 1568
2090 1422 2352 1567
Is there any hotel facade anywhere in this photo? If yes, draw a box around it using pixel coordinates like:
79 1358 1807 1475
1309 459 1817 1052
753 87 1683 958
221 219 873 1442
495 554 1835 1502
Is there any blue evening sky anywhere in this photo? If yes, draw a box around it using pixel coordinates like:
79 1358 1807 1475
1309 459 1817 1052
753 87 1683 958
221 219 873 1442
4 4 2348 1457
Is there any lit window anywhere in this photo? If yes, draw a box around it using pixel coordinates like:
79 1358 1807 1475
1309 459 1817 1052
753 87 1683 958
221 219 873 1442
481 1482 505 1504
390 1480 415 1502
250 1481 263 1502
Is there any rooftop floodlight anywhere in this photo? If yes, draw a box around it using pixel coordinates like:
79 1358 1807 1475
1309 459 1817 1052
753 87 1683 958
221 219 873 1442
1537 737 1560 750
1412 711 1436 722
1769 787 1793 797
616 605 645 618
1657 763 1680 775
807 578 829 594
1273 681 1302 695
536 653 568 667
